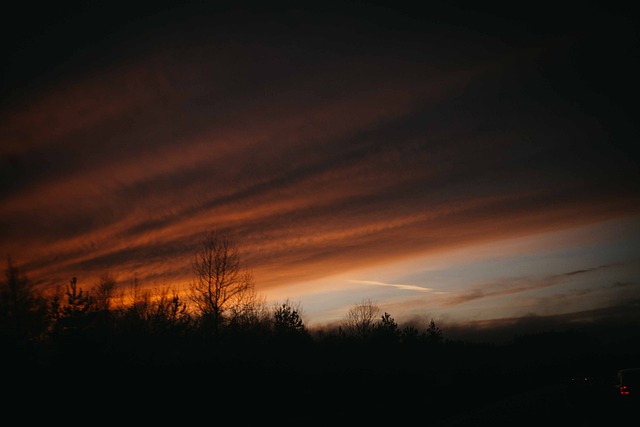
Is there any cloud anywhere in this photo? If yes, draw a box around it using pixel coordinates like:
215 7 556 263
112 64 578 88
563 265 613 276
439 298 640 344
348 279 442 293
438 264 618 307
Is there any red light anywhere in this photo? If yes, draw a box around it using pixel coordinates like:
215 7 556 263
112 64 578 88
620 385 630 395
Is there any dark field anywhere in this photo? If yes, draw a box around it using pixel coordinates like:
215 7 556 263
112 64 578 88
13 328 638 425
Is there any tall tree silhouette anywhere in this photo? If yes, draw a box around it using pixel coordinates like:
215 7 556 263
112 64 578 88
425 318 443 345
189 230 254 337
0 257 49 364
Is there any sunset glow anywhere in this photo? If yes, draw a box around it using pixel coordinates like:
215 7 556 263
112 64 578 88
2 2 638 331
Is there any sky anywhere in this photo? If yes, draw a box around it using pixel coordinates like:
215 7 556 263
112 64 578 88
2 2 639 331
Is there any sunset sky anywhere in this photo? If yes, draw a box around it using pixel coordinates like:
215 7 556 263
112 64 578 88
2 2 639 330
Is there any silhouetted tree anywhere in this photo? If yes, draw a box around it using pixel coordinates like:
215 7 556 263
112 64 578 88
189 231 255 337
51 277 96 335
93 272 118 313
425 318 443 345
122 282 191 333
373 312 400 345
226 282 270 334
0 257 50 364
46 277 100 368
64 277 94 316
343 298 380 341
124 275 153 326
273 299 306 338
151 287 191 332
117 282 193 365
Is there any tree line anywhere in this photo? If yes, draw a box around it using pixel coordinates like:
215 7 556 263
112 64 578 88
3 230 637 417
1 231 446 369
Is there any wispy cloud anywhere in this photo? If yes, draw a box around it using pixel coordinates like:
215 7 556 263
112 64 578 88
439 265 619 307
563 265 612 276
348 279 445 293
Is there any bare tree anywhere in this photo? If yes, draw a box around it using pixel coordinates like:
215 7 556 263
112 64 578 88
342 298 380 340
94 272 117 313
227 281 270 328
189 230 254 335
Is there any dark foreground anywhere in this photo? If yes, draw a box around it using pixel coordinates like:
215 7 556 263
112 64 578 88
9 326 639 423
15 361 637 425
433 382 637 426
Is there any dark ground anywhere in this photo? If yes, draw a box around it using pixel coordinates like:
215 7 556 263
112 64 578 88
10 326 639 423
13 360 638 424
